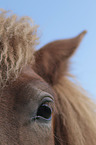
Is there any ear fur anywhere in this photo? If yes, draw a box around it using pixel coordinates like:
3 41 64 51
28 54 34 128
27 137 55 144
33 31 87 85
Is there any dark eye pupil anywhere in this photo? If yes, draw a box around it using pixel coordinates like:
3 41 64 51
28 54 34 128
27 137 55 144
37 104 52 119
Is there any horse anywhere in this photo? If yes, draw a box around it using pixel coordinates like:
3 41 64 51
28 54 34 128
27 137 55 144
0 10 96 145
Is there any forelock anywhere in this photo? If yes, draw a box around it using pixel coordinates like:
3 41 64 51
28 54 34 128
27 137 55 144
0 9 39 88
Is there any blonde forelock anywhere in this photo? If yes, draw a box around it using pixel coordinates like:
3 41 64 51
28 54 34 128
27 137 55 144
0 9 39 87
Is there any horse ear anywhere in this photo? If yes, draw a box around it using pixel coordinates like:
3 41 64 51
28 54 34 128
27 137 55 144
33 31 87 85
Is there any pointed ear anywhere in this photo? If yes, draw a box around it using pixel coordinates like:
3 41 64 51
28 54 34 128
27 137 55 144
33 31 87 85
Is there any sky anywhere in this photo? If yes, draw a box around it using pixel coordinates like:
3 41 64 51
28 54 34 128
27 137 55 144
0 0 96 99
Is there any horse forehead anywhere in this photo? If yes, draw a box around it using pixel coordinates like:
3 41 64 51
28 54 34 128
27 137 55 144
19 65 55 94
21 65 41 79
0 65 55 113
0 66 39 105
5 65 54 103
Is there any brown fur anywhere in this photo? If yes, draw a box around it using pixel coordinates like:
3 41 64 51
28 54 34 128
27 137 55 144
0 10 96 145
34 31 86 85
34 31 96 145
53 77 96 145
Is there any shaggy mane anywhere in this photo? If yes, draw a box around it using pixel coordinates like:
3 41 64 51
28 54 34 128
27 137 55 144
53 77 96 145
0 10 39 87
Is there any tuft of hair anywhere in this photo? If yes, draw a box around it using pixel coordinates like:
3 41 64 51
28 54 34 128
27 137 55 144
53 77 96 145
0 9 39 88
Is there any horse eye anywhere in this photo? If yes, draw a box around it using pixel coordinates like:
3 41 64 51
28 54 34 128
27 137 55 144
36 104 52 120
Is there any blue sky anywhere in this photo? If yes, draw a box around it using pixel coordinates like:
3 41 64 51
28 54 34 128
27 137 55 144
0 0 96 99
